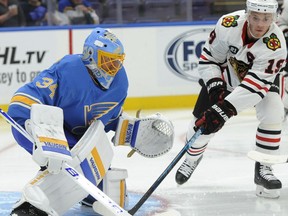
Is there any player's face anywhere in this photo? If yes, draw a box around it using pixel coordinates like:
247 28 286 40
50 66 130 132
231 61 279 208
247 11 273 38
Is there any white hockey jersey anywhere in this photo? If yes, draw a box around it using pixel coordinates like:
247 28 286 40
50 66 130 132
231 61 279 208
198 10 287 113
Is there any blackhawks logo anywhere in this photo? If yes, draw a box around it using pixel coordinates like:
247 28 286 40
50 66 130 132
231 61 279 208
263 33 281 51
221 15 239 27
229 57 251 81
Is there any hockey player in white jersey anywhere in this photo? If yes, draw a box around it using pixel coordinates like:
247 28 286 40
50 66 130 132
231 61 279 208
175 0 287 199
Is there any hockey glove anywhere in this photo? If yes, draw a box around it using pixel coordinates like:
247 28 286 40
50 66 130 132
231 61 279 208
195 100 237 135
206 78 230 105
27 104 72 174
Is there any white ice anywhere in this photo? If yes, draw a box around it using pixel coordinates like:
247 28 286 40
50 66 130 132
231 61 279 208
1 108 288 216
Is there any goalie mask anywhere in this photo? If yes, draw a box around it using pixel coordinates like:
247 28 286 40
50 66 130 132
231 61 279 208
82 28 125 89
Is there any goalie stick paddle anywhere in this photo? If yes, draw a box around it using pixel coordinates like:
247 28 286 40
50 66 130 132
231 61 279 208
0 108 131 216
247 150 288 164
128 128 203 215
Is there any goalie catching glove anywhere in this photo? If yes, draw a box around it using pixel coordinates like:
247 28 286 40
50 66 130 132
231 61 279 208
113 112 174 158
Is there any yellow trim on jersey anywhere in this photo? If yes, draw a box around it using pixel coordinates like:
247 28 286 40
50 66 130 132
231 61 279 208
91 148 106 178
10 95 39 107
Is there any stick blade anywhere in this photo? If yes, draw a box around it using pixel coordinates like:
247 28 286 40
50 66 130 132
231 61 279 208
247 150 288 164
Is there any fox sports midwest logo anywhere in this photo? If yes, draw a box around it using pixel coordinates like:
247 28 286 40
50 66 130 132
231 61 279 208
165 28 212 81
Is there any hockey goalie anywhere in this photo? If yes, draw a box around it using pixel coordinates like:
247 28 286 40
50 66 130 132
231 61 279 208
7 27 174 216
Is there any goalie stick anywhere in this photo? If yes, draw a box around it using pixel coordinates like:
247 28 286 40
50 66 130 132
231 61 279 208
247 150 288 164
128 128 203 215
0 108 131 216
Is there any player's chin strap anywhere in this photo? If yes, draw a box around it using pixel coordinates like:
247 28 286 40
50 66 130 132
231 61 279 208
113 110 175 158
0 106 131 216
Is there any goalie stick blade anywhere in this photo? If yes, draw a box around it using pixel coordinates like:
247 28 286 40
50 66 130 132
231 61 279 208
247 151 288 164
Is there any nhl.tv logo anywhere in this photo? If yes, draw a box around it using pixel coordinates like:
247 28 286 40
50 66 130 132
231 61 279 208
165 28 213 81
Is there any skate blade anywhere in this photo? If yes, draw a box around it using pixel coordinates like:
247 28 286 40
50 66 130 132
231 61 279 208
256 185 280 199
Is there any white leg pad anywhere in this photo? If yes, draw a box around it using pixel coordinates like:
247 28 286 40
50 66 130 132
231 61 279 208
93 168 128 214
71 120 114 185
14 120 114 215
103 168 128 207
14 169 88 216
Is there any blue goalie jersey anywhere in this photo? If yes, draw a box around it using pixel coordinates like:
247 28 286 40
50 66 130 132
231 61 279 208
8 54 128 150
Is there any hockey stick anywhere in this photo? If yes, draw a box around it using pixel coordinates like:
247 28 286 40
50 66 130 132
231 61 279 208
247 150 288 164
0 108 131 216
128 128 203 215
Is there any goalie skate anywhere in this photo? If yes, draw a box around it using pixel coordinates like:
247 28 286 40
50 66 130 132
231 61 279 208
175 155 203 185
254 162 282 199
